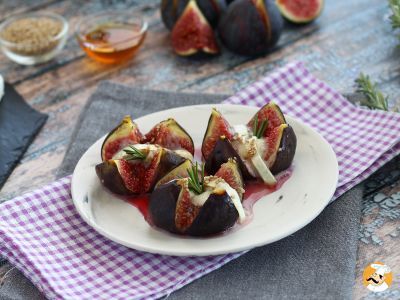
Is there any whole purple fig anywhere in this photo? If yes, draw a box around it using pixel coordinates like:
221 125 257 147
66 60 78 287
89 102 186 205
218 0 283 56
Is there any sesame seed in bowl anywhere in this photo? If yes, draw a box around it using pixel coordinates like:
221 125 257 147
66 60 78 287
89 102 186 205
0 12 68 65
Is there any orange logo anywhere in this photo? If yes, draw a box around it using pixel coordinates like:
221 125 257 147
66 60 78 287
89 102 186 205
363 262 393 292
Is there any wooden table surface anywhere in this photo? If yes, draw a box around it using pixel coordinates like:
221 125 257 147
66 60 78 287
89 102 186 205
1 0 399 299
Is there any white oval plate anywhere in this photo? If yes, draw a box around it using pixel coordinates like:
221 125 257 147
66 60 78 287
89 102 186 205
71 104 338 256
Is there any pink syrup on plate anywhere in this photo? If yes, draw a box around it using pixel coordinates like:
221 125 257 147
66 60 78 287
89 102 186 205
239 170 292 226
125 169 292 234
125 194 152 225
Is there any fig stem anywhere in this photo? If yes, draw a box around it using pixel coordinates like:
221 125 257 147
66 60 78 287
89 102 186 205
123 145 147 160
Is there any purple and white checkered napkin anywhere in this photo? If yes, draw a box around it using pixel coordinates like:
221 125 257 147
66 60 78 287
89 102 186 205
2 62 400 300
224 61 400 198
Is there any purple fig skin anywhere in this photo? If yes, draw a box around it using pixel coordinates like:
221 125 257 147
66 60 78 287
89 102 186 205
161 0 227 30
271 125 297 174
218 0 283 56
186 191 239 236
205 137 253 179
155 159 192 188
149 180 181 234
150 181 239 236
156 149 187 183
95 160 132 195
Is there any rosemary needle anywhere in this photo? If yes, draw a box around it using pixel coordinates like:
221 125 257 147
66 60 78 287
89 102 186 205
187 162 205 195
123 145 147 160
252 114 268 138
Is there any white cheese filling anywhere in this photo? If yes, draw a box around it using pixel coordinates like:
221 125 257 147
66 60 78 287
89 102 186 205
233 124 249 136
190 179 246 223
232 125 276 185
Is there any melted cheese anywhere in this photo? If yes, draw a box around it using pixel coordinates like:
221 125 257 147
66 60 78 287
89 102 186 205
251 148 277 185
232 125 276 185
233 124 249 136
191 190 212 206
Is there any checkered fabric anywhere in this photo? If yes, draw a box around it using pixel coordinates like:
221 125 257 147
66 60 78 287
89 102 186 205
1 62 400 299
224 62 400 199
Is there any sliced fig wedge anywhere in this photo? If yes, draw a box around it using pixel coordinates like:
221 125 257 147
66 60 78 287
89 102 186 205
186 191 238 236
171 0 219 55
175 180 201 232
214 158 244 199
247 103 296 174
95 160 133 195
202 108 233 160
149 180 182 233
156 148 188 182
155 159 192 188
247 102 286 137
101 115 143 161
143 118 195 155
96 145 186 195
264 123 288 168
271 125 296 174
205 136 252 179
276 0 324 24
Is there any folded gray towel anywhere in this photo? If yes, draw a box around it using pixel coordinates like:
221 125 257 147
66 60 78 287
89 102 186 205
1 82 362 300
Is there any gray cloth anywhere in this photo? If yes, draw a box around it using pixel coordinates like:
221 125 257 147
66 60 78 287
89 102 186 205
0 82 362 300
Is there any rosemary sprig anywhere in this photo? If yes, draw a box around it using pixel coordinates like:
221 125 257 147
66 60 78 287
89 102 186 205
389 0 400 30
252 114 268 138
355 73 389 111
123 145 147 160
187 162 205 195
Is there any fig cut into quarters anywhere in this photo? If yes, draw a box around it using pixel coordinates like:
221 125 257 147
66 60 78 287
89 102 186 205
101 116 194 161
96 145 187 195
143 118 195 155
101 116 143 161
201 103 297 185
149 160 245 236
171 0 219 56
202 108 233 160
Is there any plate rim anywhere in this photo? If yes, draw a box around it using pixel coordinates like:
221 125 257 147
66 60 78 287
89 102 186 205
71 103 339 256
